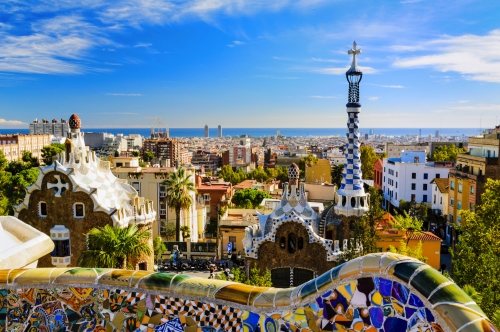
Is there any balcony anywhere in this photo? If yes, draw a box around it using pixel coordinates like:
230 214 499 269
449 169 478 181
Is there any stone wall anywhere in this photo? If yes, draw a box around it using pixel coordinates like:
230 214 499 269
17 171 113 267
247 221 338 278
0 253 494 331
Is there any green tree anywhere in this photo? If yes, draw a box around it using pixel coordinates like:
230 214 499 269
162 168 196 241
22 151 39 168
143 151 154 162
274 166 289 183
393 211 424 232
331 164 344 187
249 167 269 183
452 179 500 317
41 144 65 165
360 145 377 180
357 187 385 255
433 144 466 162
77 224 152 269
114 150 120 157
245 263 273 287
205 217 218 238
0 150 8 171
131 150 140 157
389 240 427 263
231 188 272 209
153 236 167 264
162 221 177 241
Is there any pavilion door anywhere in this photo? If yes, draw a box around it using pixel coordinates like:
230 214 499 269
271 268 290 288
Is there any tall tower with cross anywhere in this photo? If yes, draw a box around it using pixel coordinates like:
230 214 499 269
334 41 369 217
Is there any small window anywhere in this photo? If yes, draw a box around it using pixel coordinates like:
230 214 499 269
450 198 454 207
39 202 47 217
423 195 427 202
411 183 416 190
412 173 416 179
280 237 286 249
423 184 427 190
458 183 463 193
450 181 455 190
423 173 428 179
74 203 85 218
436 174 440 178
470 186 475 194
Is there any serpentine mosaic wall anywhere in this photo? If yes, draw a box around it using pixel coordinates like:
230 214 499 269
0 253 496 332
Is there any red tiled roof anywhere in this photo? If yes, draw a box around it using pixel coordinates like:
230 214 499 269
407 231 442 242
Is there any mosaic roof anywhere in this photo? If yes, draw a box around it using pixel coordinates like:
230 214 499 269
0 253 495 331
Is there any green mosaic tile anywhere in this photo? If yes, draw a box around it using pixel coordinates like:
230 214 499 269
429 284 474 306
379 253 410 273
410 267 451 299
138 273 176 291
392 261 425 283
98 269 139 287
169 273 192 291
173 277 219 298
434 303 486 331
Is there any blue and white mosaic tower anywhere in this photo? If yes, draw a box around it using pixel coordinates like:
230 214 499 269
334 41 369 217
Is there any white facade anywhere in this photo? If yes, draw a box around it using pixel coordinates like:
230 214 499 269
430 180 448 216
382 150 453 208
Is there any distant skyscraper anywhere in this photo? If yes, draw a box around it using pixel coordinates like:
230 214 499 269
218 125 222 138
277 130 281 137
370 128 374 135
204 125 209 138
435 130 440 138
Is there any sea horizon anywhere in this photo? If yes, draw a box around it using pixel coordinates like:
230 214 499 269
0 127 482 138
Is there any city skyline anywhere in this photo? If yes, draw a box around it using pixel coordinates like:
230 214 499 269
1 0 500 129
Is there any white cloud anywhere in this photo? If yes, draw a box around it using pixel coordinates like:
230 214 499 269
134 42 152 48
228 40 244 47
309 95 336 99
394 30 500 83
106 93 142 96
458 100 469 103
0 118 26 126
370 84 404 88
368 96 379 100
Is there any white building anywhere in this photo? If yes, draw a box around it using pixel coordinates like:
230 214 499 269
29 118 69 137
382 150 454 209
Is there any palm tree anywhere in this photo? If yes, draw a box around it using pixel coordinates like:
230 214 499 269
162 168 196 241
77 224 152 269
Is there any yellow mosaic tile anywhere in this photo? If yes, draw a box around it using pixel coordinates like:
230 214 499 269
0 269 11 284
360 254 382 273
173 278 222 298
248 286 269 305
53 268 98 285
7 269 28 284
274 288 293 307
252 287 279 308
214 283 255 305
338 257 362 279
433 303 485 331
14 268 55 284
336 281 357 302
49 268 72 282
98 269 138 287
128 270 156 288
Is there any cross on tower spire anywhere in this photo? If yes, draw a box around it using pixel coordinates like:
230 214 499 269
347 41 362 73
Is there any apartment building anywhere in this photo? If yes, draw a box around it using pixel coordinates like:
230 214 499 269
143 138 180 165
29 118 69 137
382 150 454 209
0 134 51 162
448 134 500 226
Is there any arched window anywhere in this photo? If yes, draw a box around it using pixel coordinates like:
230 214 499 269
351 197 356 207
298 237 304 250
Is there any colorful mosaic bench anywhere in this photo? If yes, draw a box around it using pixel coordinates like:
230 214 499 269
0 253 496 331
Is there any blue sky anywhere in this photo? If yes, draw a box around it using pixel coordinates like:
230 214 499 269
1 0 500 128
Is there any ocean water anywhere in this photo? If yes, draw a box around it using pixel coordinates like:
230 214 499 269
0 127 479 138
